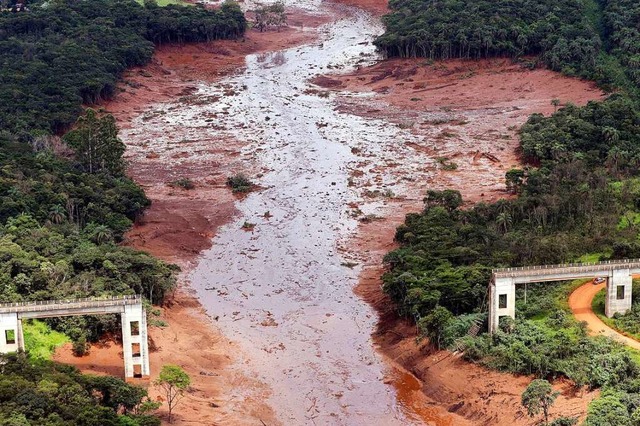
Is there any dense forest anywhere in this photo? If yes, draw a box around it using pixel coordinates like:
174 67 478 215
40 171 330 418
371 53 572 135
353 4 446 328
0 0 246 135
374 0 639 91
0 352 159 426
380 0 640 423
0 0 246 423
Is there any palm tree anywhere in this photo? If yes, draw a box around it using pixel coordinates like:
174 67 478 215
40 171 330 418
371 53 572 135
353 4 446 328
48 205 67 225
91 225 113 244
602 126 620 144
496 211 512 234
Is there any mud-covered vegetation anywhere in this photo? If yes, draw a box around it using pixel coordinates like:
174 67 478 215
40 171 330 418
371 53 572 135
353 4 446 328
381 0 640 422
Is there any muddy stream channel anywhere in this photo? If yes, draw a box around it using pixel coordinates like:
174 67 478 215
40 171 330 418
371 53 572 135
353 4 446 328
124 3 437 424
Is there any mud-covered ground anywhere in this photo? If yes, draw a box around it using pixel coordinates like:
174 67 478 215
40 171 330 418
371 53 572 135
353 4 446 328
321 56 604 424
55 1 606 425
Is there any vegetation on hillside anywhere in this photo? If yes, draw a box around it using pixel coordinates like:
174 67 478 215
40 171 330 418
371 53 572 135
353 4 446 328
378 0 640 423
0 0 246 136
0 352 160 425
374 0 601 75
0 0 246 422
384 95 640 320
374 0 639 92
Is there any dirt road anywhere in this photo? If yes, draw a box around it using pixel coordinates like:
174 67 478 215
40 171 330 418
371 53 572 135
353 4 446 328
569 282 640 350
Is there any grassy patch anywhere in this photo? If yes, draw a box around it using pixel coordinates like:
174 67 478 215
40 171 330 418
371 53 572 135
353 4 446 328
577 252 607 263
617 211 640 230
23 320 70 360
516 278 589 319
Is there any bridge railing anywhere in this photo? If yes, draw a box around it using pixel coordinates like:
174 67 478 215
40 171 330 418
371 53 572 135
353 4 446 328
492 258 640 278
0 295 141 314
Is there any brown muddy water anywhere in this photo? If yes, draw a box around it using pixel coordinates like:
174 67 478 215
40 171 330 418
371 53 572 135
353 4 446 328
122 3 445 425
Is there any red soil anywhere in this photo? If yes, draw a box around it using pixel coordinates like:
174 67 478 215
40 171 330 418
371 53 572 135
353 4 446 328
569 282 640 350
315 58 604 204
337 0 389 15
55 13 329 426
328 58 605 424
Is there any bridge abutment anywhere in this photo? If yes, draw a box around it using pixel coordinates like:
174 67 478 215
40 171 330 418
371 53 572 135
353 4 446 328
121 304 150 379
489 277 516 334
606 269 632 317
0 313 23 353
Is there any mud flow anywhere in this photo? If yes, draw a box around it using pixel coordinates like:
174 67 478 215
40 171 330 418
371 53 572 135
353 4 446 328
117 0 605 422
122 4 429 425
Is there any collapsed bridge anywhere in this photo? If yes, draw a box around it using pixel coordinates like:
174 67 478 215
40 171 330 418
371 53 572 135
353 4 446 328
0 295 149 379
489 259 640 334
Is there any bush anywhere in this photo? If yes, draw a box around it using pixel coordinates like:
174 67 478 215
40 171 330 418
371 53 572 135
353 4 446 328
226 173 254 193
72 335 90 356
169 178 195 190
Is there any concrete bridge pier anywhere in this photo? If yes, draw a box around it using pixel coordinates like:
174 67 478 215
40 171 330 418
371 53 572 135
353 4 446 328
121 304 150 379
489 276 516 334
606 269 633 317
0 313 23 353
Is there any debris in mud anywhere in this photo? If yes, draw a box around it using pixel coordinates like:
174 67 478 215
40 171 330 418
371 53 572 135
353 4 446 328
260 317 278 327
448 401 465 413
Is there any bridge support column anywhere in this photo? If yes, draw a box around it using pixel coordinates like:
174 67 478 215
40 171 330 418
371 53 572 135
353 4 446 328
121 304 150 379
489 277 516 334
0 313 23 353
606 269 632 317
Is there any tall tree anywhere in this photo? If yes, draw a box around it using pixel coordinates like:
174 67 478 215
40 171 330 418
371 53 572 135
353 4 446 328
154 365 191 423
63 109 126 176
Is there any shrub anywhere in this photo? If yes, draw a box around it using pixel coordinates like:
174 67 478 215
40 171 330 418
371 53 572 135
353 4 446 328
72 336 90 356
226 174 254 193
169 178 195 190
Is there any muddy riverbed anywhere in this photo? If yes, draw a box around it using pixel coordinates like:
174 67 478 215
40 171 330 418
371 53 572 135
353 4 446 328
60 0 607 424
122 5 434 424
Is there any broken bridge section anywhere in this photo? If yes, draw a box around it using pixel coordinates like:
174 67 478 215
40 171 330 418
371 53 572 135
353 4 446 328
0 295 149 379
489 259 640 334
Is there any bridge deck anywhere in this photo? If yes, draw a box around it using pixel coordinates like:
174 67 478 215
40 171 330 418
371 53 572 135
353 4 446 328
493 259 640 279
0 295 141 317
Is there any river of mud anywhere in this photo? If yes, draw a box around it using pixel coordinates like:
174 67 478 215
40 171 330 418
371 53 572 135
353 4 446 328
121 4 431 425
113 0 607 423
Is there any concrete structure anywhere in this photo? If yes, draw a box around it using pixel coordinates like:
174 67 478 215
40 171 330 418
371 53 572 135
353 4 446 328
489 259 640 334
0 295 149 378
